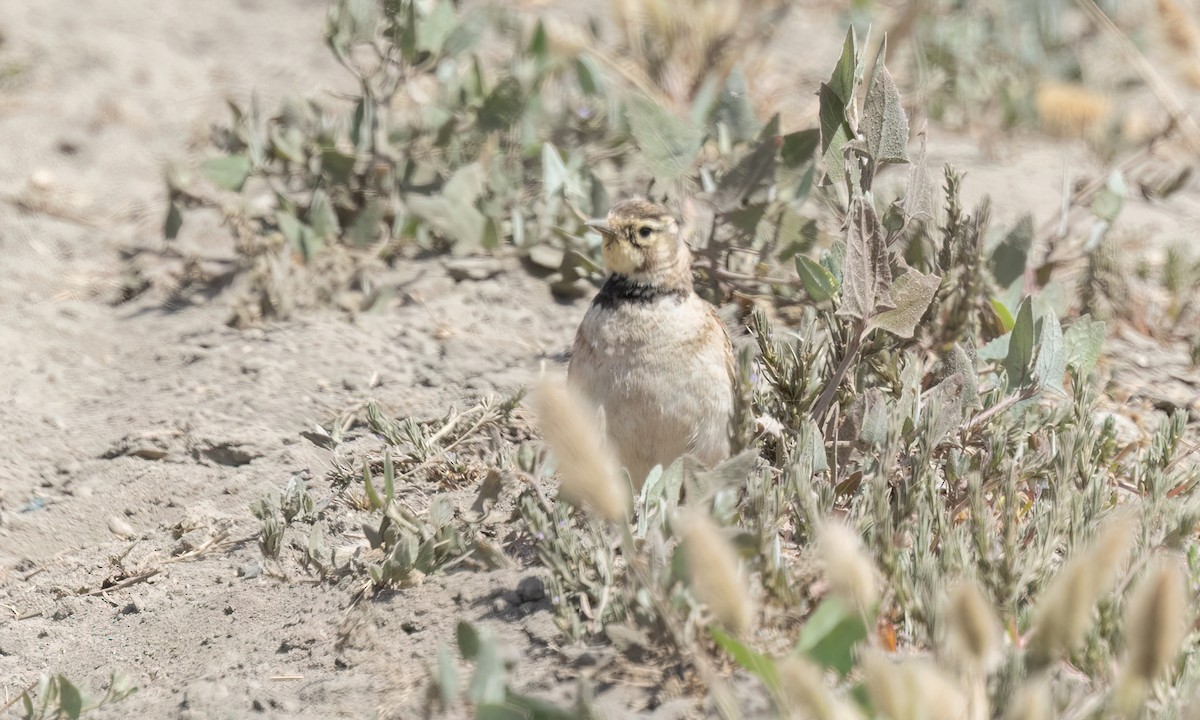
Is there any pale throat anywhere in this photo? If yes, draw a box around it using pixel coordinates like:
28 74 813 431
602 237 692 292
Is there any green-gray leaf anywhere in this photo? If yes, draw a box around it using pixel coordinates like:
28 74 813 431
1034 308 1067 394
837 198 893 320
781 128 820 169
201 154 252 191
1003 297 1035 389
828 26 859 109
861 41 909 164
58 676 84 720
713 121 779 211
793 597 869 678
991 214 1032 288
417 0 456 55
866 266 940 338
626 94 702 183
1064 315 1105 379
308 189 340 241
796 255 839 302
711 66 761 143
817 83 852 185
541 142 568 198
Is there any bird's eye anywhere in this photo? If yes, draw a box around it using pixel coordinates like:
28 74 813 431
638 226 653 238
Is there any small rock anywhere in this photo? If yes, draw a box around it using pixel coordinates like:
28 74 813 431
526 245 564 271
445 257 505 282
108 516 135 538
516 576 545 604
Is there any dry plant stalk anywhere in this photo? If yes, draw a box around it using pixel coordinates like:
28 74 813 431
778 656 863 720
677 508 754 635
1116 558 1189 712
1028 514 1136 666
816 521 879 615
532 379 629 524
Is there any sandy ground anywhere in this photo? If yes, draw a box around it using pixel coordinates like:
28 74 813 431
2 1 1199 718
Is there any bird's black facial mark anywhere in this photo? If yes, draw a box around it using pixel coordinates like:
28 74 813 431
638 226 653 239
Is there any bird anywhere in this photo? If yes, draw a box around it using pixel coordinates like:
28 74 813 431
568 198 735 489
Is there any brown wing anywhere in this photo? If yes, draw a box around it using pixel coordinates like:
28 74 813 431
703 301 737 384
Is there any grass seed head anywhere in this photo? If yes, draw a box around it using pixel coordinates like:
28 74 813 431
1004 679 1054 720
945 580 1003 671
1035 82 1111 138
817 520 879 615
862 651 966 720
1123 558 1189 686
532 379 629 524
678 508 754 636
778 656 862 720
1029 513 1136 667
1158 0 1200 55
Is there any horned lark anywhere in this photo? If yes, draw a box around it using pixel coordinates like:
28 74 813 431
568 199 735 487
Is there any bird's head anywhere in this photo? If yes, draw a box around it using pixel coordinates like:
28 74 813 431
588 199 690 285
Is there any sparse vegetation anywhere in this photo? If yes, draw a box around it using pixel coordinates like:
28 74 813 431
217 3 1200 718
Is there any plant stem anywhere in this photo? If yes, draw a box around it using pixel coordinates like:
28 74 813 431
811 319 866 425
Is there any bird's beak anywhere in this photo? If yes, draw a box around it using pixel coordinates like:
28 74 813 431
586 219 615 239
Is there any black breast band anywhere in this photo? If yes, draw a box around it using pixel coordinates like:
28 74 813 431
592 274 688 309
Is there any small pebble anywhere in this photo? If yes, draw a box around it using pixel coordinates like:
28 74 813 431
108 516 135 538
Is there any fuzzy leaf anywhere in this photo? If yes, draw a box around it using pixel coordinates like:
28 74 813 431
904 127 933 221
201 154 252 191
712 66 761 143
867 266 940 338
347 198 384 247
456 620 481 660
861 41 909 164
714 119 780 211
466 635 506 705
418 0 456 55
435 644 458 709
320 148 355 184
1064 315 1105 378
711 626 781 694
991 215 1032 288
1003 297 1035 389
1034 308 1067 395
837 198 893 320
828 27 859 108
308 189 340 241
781 129 820 169
925 374 965 446
478 77 524 132
58 676 84 720
541 142 568 198
796 255 839 302
948 343 981 410
818 83 852 185
627 95 702 183
859 388 888 445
